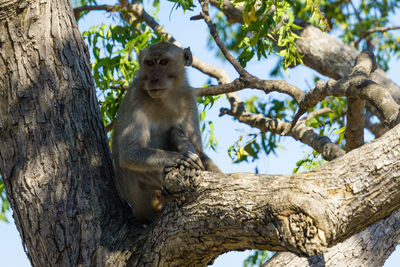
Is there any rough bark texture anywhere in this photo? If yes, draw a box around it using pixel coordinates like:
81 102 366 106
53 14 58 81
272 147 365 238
1 1 400 266
133 124 400 265
264 210 400 267
345 98 365 151
0 0 135 265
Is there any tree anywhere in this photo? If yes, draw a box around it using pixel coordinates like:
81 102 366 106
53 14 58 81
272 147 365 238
0 0 399 266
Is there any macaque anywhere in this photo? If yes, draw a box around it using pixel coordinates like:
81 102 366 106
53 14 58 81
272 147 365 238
112 42 221 223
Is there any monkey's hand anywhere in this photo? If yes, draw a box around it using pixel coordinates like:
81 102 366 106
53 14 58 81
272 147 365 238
164 151 205 172
162 164 201 197
162 152 203 196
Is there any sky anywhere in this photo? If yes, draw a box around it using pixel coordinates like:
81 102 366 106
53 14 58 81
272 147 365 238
1 1 400 266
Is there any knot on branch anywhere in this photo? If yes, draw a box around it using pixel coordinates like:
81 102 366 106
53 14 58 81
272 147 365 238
163 166 201 197
277 213 327 257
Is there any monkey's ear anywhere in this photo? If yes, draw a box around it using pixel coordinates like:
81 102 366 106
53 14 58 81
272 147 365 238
183 47 193 66
138 51 144 65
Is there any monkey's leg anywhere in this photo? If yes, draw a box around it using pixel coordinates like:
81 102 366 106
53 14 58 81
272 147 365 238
151 189 172 212
200 153 222 173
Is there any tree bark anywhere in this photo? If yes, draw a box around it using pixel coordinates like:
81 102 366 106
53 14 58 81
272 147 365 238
0 0 134 265
294 19 400 103
1 1 400 266
264 209 400 267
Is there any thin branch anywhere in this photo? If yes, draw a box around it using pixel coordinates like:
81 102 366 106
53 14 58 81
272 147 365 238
209 0 244 24
349 0 362 24
364 110 389 138
304 107 332 122
249 79 304 104
219 106 345 161
198 0 250 78
73 4 120 18
195 79 245 97
352 26 400 47
195 78 304 100
129 1 177 43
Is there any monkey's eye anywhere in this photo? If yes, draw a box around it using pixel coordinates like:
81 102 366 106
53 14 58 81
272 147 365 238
145 60 155 66
159 59 169 65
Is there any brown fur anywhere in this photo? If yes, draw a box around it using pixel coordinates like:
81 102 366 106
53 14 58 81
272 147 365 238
112 43 220 222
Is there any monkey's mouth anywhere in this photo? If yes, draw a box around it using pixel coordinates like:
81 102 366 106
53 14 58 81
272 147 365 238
148 88 167 98
150 88 166 93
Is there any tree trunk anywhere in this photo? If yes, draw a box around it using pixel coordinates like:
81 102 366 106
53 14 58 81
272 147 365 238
1 0 400 266
0 0 133 265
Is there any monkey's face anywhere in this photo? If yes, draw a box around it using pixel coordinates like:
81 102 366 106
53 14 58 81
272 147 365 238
141 55 183 99
139 43 192 99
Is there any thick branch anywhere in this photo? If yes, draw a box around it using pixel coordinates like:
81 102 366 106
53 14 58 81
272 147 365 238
293 19 400 104
345 97 365 151
293 51 400 129
264 209 400 266
206 4 400 105
131 123 400 265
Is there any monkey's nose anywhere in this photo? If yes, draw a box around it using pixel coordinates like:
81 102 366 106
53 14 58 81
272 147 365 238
150 77 159 84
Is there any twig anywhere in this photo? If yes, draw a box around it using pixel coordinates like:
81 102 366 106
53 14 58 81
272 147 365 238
352 26 400 47
198 0 250 78
303 108 332 122
73 5 120 19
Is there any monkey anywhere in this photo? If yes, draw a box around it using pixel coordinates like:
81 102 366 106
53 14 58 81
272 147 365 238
112 42 221 223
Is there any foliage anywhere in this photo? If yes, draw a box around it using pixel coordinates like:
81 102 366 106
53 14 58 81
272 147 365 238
212 0 327 69
244 250 274 266
198 95 223 150
293 149 325 173
82 22 156 131
227 96 288 163
0 176 9 222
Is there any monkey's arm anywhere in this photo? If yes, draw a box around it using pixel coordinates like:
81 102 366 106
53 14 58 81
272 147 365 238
117 123 204 172
119 147 179 172
179 102 222 173
169 126 197 154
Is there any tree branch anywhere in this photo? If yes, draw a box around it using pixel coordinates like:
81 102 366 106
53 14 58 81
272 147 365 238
345 97 365 151
130 124 400 264
198 0 250 78
264 209 400 266
292 51 400 130
73 4 120 19
219 106 345 161
352 25 400 47
206 3 400 106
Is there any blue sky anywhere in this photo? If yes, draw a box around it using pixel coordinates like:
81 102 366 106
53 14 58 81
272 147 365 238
1 1 400 266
